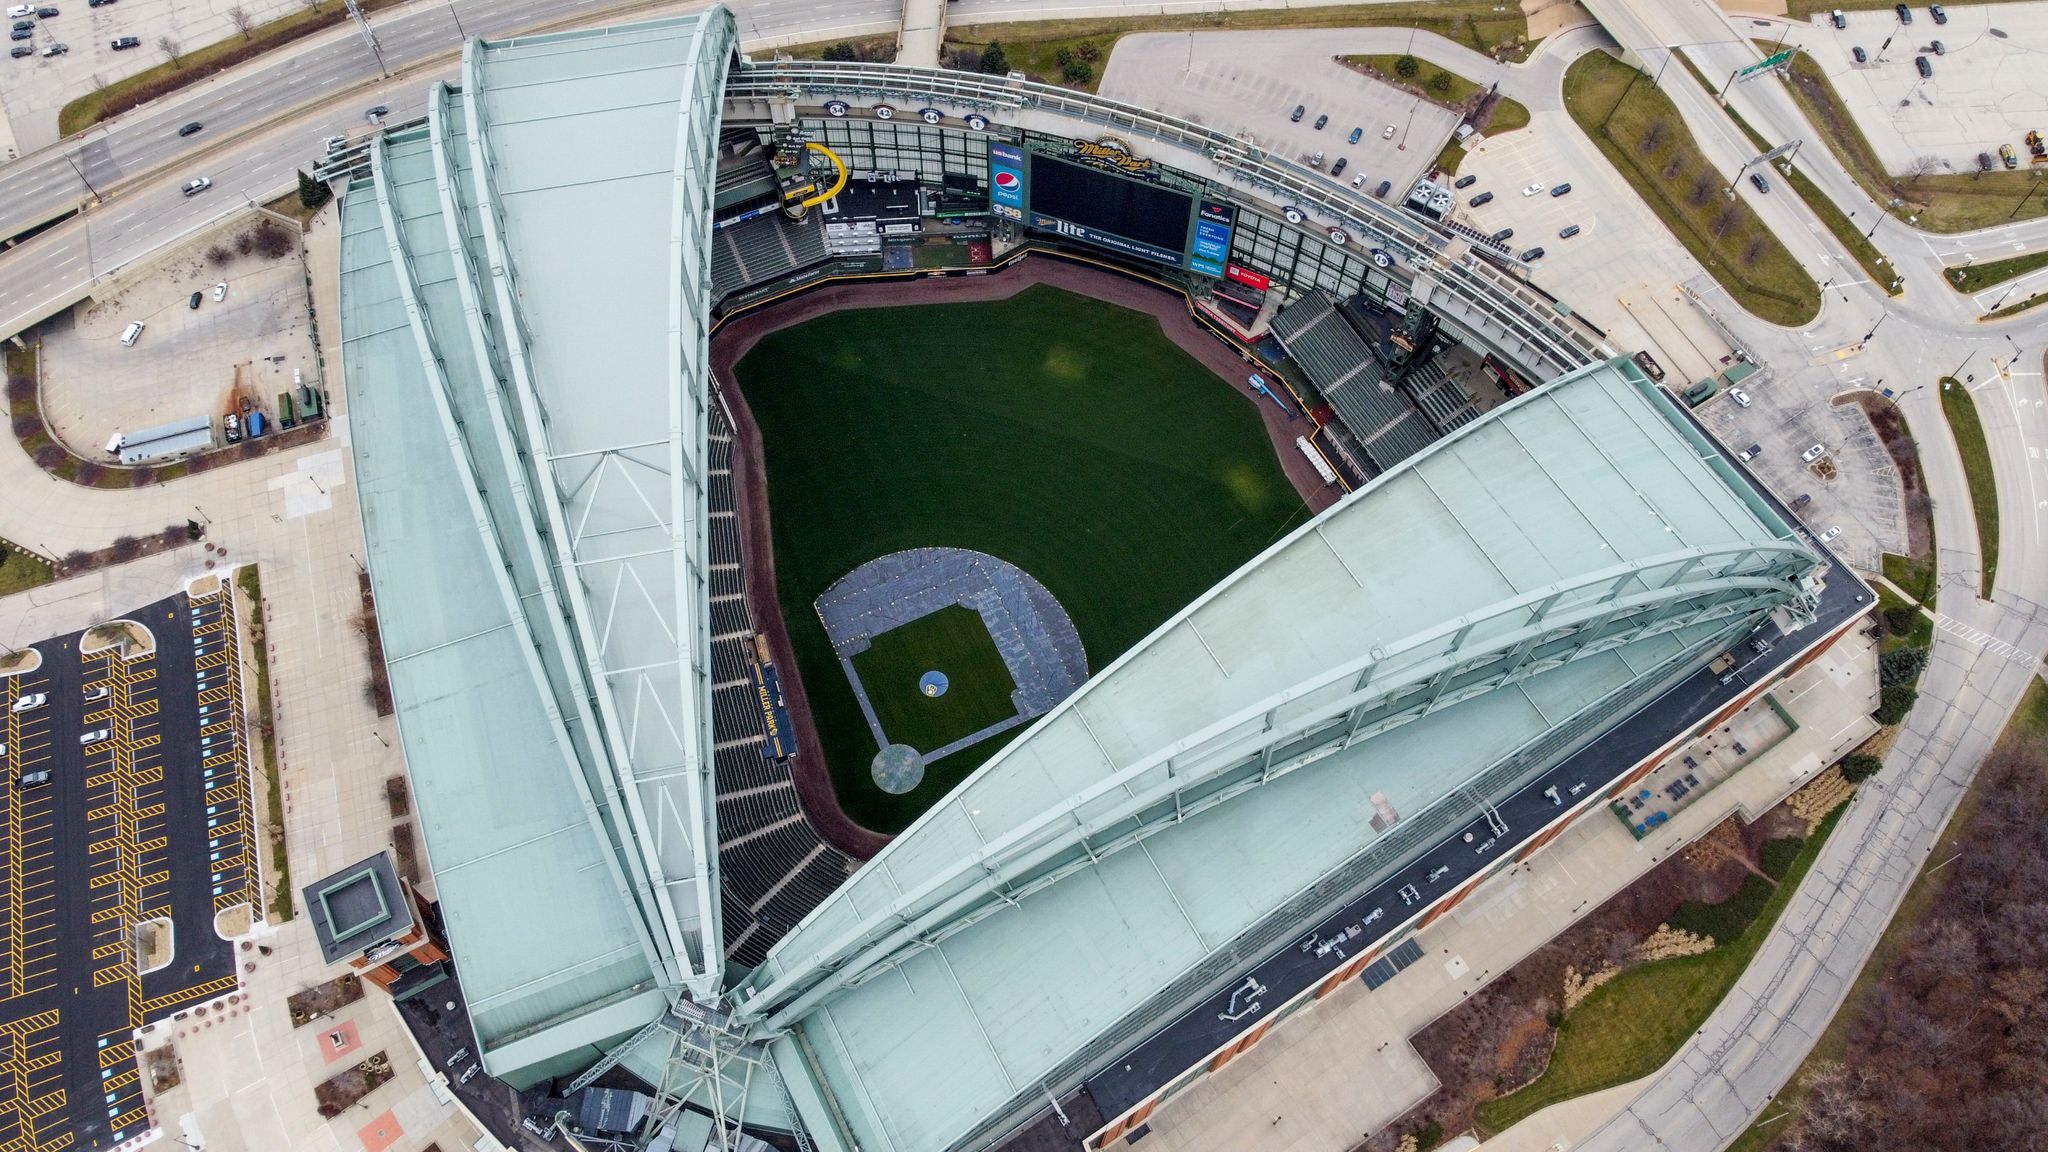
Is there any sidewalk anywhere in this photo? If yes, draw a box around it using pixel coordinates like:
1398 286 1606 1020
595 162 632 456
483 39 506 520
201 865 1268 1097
1136 627 1879 1152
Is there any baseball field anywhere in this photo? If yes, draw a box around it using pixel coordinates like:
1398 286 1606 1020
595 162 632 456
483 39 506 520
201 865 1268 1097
734 282 1310 832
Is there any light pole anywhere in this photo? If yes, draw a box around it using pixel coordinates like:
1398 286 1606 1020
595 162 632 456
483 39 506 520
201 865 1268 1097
447 0 464 38
63 151 100 202
1863 312 1889 344
2009 172 2043 221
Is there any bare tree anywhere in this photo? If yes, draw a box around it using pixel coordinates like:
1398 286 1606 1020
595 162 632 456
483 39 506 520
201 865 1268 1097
228 5 254 38
1907 153 1943 178
1711 204 1740 238
1797 1061 1869 1145
156 34 182 66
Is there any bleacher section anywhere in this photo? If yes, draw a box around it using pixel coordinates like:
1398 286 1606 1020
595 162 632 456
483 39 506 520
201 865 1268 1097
704 394 853 972
1398 357 1482 435
1271 291 1438 477
711 210 830 304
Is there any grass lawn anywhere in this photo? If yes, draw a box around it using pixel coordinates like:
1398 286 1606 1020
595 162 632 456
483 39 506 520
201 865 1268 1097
1943 249 2048 294
1881 552 1936 604
0 546 53 597
1722 676 2048 1152
945 1 1535 93
1781 51 2048 233
1562 51 1817 326
1433 139 1467 176
736 283 1309 831
1345 55 1531 134
1876 585 1934 652
1984 289 2048 320
235 565 294 922
1475 806 1843 1134
853 605 1018 755
1939 378 1998 596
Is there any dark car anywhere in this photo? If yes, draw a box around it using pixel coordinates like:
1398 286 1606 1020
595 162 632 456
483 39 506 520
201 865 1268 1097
1454 173 1477 189
1520 246 1545 261
10 19 30 29
1331 157 1347 177
109 33 138 47
1750 172 1771 192
1895 3 1911 23
1831 9 1846 28
1930 39 1943 54
1550 182 1572 197
1469 190 1493 207
1290 104 1305 122
1313 113 1328 130
1853 45 1867 62
7 27 27 38
1373 179 1391 198
1559 224 1581 239
1930 3 1946 22
35 5 55 14
176 120 202 136
7 43 27 55
1491 227 1514 242
1915 54 1932 77
188 291 202 310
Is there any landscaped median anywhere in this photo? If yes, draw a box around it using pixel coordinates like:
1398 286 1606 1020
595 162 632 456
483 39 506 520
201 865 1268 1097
1562 50 1818 326
1342 54 1530 134
1946 249 2048 319
1939 377 2000 596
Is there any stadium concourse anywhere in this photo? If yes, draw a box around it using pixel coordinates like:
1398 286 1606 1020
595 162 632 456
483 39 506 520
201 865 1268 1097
330 8 1874 1152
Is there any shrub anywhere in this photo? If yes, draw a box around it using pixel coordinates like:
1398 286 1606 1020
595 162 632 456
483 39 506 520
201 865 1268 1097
207 244 233 266
1053 46 1073 67
1880 645 1928 687
296 169 332 211
253 220 296 259
1075 41 1100 63
130 466 158 488
235 231 255 256
1839 754 1885 784
978 40 1008 74
1670 874 1773 944
820 41 855 62
1394 54 1420 78
31 443 65 469
4 374 32 404
1883 603 1920 634
1414 1120 1444 1151
61 549 90 571
1427 71 1453 94
1760 835 1807 879
74 461 105 486
109 535 142 561
1061 59 1093 85
1876 682 1918 725
12 414 42 440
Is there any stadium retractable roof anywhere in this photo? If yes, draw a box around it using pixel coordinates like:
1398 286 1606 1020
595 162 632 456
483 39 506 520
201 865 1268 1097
749 360 1821 1152
339 7 738 1085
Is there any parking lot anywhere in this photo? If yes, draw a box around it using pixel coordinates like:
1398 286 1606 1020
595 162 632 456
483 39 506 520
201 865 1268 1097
0 584 252 1151
1784 4 2048 176
42 208 319 460
1101 31 1457 203
0 0 318 154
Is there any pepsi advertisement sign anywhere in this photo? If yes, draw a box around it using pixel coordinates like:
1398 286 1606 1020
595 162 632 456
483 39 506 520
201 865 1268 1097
990 141 1025 221
1187 199 1235 277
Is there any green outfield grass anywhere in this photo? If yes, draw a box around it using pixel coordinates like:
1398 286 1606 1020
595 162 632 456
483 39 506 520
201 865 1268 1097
854 605 1019 755
735 283 1310 830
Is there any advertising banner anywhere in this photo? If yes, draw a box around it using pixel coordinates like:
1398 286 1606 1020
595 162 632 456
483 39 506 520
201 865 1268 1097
1188 200 1235 277
990 141 1025 221
1225 264 1272 291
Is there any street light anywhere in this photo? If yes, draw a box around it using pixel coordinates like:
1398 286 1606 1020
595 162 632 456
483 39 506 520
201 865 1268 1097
1862 312 1890 344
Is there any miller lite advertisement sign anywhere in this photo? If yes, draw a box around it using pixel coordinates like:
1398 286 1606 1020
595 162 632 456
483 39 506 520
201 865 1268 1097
990 141 1025 221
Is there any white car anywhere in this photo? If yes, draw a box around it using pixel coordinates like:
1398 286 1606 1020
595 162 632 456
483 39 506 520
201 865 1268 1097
6 5 33 17
1730 388 1752 408
83 684 108 702
80 728 109 746
181 176 211 197
1351 173 1365 188
1819 525 1843 543
1801 442 1827 463
1381 124 1395 139
213 280 227 302
39 42 65 56
1522 182 1546 196
9 692 46 713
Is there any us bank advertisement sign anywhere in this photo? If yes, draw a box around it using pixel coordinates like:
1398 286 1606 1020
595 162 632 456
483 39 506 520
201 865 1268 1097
990 141 1025 220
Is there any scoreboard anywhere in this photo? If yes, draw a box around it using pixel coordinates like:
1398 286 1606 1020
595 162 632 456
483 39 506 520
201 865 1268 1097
996 138 1237 276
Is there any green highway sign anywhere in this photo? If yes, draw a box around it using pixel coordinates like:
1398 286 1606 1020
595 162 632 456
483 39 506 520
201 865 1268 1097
1738 48 1796 80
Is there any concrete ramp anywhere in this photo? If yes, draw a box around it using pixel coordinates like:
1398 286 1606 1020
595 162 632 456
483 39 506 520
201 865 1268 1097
898 0 943 67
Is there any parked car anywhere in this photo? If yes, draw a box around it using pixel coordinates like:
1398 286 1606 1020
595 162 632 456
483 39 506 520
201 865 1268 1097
1750 172 1771 192
1915 54 1932 78
86 0 115 6
181 176 210 196
35 5 55 15
1819 525 1843 542
1453 173 1477 189
4 4 32 15
1792 493 1812 509
11 20 32 30
176 120 202 136
1491 227 1514 242
83 685 108 702
1559 223 1581 239
1521 182 1545 197
1347 126 1362 144
1519 246 1545 261
213 280 227 301
7 43 27 55
1351 173 1366 189
1549 182 1572 197
1853 45 1867 63
8 28 29 40
1313 113 1328 130
1381 124 1395 139
1802 442 1827 463
364 104 388 122
38 41 62 54
80 728 109 746
1290 104 1305 122
1330 157 1347 177
108 33 138 47
1831 8 1846 29
1930 3 1946 23
1730 387 1752 407
1895 3 1911 23
1929 39 1943 54
10 692 46 713
1632 350 1665 381
1310 149 1325 168
1469 190 1494 207
1373 180 1390 198
1739 444 1762 462
188 291 202 310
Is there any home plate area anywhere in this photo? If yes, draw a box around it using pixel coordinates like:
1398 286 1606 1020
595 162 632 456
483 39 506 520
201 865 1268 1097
815 548 1087 794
